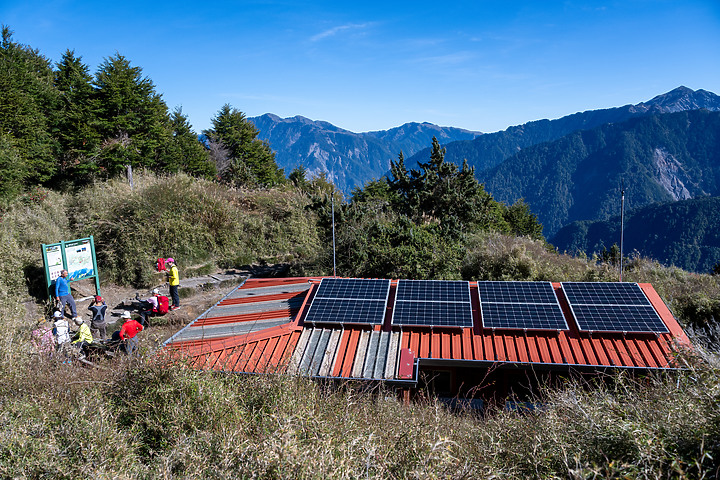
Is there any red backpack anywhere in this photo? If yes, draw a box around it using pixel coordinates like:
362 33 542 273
155 295 170 315
156 257 166 272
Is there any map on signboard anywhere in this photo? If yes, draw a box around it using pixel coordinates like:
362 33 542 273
64 239 94 281
45 245 64 281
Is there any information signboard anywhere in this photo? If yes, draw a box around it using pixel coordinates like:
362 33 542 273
42 236 100 298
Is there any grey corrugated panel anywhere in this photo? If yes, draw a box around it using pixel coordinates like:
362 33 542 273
299 329 322 375
352 331 371 378
385 332 400 380
310 329 333 376
227 282 310 299
373 331 391 379
172 318 289 342
210 299 301 316
287 328 312 375
319 329 342 377
363 331 381 378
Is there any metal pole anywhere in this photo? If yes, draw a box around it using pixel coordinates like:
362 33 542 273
331 190 337 277
619 182 625 282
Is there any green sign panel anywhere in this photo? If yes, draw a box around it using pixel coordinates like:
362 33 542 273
42 236 100 298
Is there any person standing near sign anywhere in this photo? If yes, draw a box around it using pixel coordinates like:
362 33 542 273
88 295 108 340
55 269 77 319
166 258 180 310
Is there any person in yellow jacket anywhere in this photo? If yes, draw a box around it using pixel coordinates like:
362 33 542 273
166 257 180 310
71 317 93 359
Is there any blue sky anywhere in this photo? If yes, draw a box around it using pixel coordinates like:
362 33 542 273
2 1 719 133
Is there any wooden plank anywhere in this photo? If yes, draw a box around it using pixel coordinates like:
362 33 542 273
363 331 381 378
373 331 390 379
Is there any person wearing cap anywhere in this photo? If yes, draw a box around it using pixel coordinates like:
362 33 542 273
52 310 71 352
166 258 180 310
54 269 77 319
88 295 108 340
135 288 168 326
118 311 144 356
71 317 93 359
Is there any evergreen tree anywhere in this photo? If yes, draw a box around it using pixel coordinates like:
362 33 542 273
53 49 100 180
93 53 171 175
0 26 58 188
203 104 285 187
164 107 215 177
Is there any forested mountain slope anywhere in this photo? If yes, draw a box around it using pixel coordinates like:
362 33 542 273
406 86 720 175
478 109 720 236
249 114 479 191
551 196 720 274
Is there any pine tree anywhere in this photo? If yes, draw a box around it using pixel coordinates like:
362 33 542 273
54 49 100 180
93 53 171 175
164 107 215 177
0 26 58 188
203 104 284 187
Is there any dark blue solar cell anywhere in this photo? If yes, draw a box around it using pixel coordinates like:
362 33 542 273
395 280 470 303
477 281 566 331
314 278 390 301
561 282 650 306
570 304 669 333
392 301 473 327
478 281 559 305
304 298 387 325
480 303 568 330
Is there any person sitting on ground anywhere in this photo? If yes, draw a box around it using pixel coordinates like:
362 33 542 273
88 295 108 341
118 311 144 356
135 288 169 326
54 269 77 320
166 258 180 310
52 310 71 354
71 317 93 359
32 317 55 356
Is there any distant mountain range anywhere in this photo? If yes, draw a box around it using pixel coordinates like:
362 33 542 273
249 114 479 191
406 86 720 174
250 86 720 272
478 109 720 236
550 196 720 274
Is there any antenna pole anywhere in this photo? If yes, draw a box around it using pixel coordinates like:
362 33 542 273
619 181 625 282
331 190 337 277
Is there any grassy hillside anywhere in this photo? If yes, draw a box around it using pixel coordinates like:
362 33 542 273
2 174 720 478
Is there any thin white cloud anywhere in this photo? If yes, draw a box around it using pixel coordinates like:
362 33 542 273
310 23 371 42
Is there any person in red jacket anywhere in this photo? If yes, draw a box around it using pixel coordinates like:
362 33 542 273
118 311 144 356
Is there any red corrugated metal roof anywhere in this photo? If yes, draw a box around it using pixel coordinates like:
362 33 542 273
163 278 693 382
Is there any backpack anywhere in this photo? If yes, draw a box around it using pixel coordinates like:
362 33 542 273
156 257 166 272
155 295 170 315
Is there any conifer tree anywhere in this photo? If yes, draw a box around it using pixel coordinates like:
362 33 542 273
0 26 58 188
54 49 100 180
203 104 285 187
164 107 215 177
93 53 171 175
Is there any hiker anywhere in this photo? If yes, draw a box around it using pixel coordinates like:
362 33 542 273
88 295 108 340
135 288 169 326
52 311 71 355
54 269 77 319
118 311 144 356
166 258 180 310
71 317 93 359
31 317 55 356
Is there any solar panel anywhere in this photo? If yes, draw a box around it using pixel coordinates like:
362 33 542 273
304 278 390 325
478 281 568 331
561 282 668 333
391 280 473 328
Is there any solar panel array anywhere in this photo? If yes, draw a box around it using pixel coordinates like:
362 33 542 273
478 281 568 330
561 282 668 333
304 278 391 325
391 280 473 327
